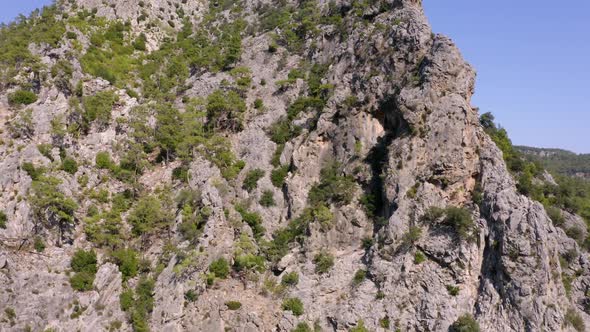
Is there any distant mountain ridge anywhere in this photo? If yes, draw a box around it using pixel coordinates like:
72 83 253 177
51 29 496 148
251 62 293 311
516 145 590 179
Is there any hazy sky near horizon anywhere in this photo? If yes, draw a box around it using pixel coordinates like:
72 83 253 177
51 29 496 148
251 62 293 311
2 1 588 153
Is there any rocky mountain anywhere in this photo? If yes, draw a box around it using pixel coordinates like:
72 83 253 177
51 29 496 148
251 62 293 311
1 1 589 331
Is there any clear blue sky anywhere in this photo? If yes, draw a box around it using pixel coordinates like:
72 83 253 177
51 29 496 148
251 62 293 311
2 1 588 153
0 0 53 24
423 1 589 153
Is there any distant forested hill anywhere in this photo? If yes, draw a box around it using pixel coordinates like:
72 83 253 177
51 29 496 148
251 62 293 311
516 146 590 179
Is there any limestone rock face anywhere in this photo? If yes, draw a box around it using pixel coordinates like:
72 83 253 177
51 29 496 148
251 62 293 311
0 0 587 331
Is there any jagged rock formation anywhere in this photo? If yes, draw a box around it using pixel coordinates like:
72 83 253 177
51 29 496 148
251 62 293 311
1 0 588 331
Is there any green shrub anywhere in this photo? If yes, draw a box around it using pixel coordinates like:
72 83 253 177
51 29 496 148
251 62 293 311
34 237 45 252
254 98 264 110
565 308 585 332
243 169 265 192
281 271 299 286
260 190 276 207
111 248 139 281
352 269 367 286
69 250 98 291
4 307 16 321
414 251 426 264
235 206 266 240
375 291 385 299
0 211 7 229
95 151 114 170
292 322 312 332
449 314 480 332
271 165 290 187
233 254 265 272
22 162 44 181
120 289 134 311
29 175 77 238
443 207 476 240
172 163 191 183
447 285 460 296
406 183 419 198
184 289 198 302
133 33 147 51
422 206 476 240
82 90 118 129
206 90 247 131
269 117 301 144
225 301 242 310
547 206 565 226
37 144 54 161
71 249 98 274
361 237 374 250
271 144 284 167
127 196 169 236
313 251 334 274
8 90 37 106
62 157 78 174
402 226 422 247
70 271 95 291
308 162 356 206
209 258 230 279
422 206 445 222
349 320 369 332
282 297 304 316
566 227 584 243
379 317 390 329
131 277 155 331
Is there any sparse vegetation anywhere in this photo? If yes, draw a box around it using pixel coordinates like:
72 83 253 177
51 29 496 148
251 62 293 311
207 89 247 131
82 90 118 130
243 169 265 192
127 195 170 236
414 251 426 264
281 271 299 286
111 248 139 281
402 226 422 247
443 207 476 240
209 258 230 282
565 308 585 332
313 251 334 274
282 297 304 316
69 249 98 292
349 320 369 332
34 236 45 252
447 285 460 296
422 206 476 241
292 322 312 332
62 157 78 174
96 151 115 170
0 211 7 229
271 165 290 187
352 269 367 286
449 314 480 332
308 162 356 206
260 190 276 207
235 205 266 240
225 301 242 310
8 90 37 106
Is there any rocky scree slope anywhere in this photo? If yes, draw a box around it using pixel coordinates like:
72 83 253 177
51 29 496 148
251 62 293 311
0 0 589 331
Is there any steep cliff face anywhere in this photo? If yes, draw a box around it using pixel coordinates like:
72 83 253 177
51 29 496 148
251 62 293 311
0 1 588 331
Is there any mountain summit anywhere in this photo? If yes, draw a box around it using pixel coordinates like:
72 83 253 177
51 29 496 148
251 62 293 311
0 1 588 331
